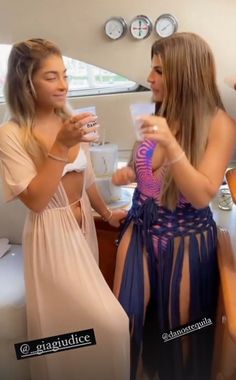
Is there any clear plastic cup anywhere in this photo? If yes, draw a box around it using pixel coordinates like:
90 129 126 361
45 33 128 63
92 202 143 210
218 186 233 211
74 106 99 140
129 103 155 141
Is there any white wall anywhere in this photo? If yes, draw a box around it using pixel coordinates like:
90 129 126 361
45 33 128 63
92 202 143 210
0 0 236 154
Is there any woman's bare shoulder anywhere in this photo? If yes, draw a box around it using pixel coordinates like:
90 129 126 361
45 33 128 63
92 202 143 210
210 108 236 138
213 108 236 127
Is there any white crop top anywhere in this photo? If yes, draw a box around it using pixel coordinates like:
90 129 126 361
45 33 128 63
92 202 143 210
62 148 87 177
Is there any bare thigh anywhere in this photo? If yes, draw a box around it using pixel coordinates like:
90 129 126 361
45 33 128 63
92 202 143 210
178 236 191 364
113 222 151 315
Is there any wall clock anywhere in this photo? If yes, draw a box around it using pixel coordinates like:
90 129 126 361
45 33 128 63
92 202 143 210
104 17 127 40
155 14 178 38
130 15 152 40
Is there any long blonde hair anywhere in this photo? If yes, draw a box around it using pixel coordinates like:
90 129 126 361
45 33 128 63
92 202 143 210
4 38 71 165
151 32 224 209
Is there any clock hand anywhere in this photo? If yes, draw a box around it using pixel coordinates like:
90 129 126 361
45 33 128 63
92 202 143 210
161 24 170 31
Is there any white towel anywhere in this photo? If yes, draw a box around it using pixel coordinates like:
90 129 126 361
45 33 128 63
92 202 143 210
0 238 11 258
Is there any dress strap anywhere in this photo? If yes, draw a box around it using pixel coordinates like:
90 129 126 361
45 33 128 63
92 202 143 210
69 198 81 207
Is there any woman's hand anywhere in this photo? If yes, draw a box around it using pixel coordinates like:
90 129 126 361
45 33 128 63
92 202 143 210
108 208 128 228
112 167 136 186
139 115 177 150
56 112 99 148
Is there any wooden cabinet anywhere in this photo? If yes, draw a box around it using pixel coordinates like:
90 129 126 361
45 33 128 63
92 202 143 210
94 216 120 289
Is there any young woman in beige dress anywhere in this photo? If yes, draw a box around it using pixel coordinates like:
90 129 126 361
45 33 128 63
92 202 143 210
0 38 130 380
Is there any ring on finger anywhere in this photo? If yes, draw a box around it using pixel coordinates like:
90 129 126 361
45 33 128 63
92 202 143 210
152 125 159 133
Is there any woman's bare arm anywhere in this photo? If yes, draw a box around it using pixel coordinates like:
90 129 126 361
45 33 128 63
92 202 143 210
140 109 236 208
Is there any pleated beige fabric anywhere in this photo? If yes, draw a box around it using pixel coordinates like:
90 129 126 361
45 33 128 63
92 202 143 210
0 123 130 380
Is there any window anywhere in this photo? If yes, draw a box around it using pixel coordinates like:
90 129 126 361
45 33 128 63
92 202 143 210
0 44 138 102
63 56 138 96
0 44 12 100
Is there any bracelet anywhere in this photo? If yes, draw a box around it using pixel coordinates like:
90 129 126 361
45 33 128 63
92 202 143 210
48 153 68 163
167 151 185 166
102 208 113 222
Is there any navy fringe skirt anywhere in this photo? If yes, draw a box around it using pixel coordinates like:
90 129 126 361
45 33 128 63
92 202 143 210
118 188 219 380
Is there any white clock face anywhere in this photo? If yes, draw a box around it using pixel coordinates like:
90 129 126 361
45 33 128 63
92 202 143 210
130 16 152 40
105 18 127 40
155 14 178 38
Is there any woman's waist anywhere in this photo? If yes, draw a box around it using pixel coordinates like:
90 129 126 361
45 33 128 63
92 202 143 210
43 177 83 211
29 193 83 213
128 189 215 235
27 197 83 229
61 172 84 202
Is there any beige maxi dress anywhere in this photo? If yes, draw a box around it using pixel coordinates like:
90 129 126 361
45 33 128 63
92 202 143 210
0 123 130 380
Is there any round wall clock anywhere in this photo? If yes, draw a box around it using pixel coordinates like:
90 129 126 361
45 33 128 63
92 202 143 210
130 15 152 40
155 14 178 38
104 17 127 40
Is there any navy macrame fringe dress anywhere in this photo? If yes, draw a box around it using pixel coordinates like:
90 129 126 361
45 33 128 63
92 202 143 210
117 139 219 380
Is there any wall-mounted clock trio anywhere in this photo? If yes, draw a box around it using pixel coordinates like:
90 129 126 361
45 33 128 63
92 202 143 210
104 14 178 40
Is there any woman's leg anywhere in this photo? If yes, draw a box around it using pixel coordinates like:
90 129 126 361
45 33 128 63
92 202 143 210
114 223 150 310
113 223 151 380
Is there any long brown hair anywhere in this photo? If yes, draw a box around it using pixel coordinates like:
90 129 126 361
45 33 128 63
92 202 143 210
4 38 71 165
151 32 224 209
